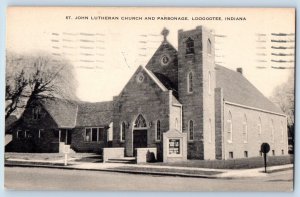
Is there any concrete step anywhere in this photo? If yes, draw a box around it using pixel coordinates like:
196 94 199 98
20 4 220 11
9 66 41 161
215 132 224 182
106 157 136 164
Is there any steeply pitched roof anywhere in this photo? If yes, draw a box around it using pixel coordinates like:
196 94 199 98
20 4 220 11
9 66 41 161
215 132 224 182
215 65 283 114
76 101 113 127
40 98 114 128
152 72 178 98
40 98 78 128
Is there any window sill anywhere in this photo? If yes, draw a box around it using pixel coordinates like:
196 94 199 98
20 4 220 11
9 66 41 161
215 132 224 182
227 140 232 144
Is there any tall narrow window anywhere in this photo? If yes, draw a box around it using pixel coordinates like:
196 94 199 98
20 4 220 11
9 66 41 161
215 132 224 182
208 119 212 143
242 114 248 143
227 111 233 143
281 121 284 143
271 119 275 142
187 72 193 93
188 120 194 141
121 122 126 141
207 39 212 54
185 37 195 54
258 117 262 137
208 71 212 95
156 120 161 141
175 118 178 130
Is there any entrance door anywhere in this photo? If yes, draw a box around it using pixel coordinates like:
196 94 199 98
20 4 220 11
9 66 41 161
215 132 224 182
133 130 147 150
60 129 72 145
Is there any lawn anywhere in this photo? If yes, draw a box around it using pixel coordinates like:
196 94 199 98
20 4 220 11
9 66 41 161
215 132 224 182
147 155 294 169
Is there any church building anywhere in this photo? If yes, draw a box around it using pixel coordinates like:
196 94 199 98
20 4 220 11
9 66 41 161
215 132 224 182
7 26 288 162
111 26 288 161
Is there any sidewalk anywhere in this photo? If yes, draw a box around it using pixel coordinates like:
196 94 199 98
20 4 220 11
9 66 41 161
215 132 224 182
5 158 293 179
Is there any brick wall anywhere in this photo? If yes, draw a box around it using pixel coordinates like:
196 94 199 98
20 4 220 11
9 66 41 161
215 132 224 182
6 102 60 153
71 127 107 153
223 103 288 159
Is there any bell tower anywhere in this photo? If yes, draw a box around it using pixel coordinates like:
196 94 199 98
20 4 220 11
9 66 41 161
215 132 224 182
177 26 216 160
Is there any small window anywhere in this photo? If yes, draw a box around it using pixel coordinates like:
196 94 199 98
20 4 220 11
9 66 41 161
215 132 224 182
185 37 195 54
188 120 194 141
244 151 248 158
282 149 284 155
229 152 234 159
85 128 92 142
92 128 98 142
156 120 161 141
32 107 41 120
227 111 233 143
38 129 44 138
272 150 275 156
121 122 126 141
16 130 25 139
98 128 104 141
207 39 212 54
187 72 193 93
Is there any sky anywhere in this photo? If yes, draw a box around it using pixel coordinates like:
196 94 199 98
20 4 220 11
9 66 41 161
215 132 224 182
6 7 295 102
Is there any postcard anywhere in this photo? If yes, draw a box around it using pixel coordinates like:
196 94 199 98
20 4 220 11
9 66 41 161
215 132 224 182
4 7 295 191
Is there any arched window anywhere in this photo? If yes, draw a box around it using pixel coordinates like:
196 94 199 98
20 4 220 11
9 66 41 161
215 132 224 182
208 119 212 143
134 114 147 128
175 118 178 130
188 120 194 141
185 37 195 54
120 122 126 141
156 120 161 141
258 117 262 138
187 72 193 93
242 114 248 143
281 121 284 143
271 119 275 142
227 111 233 143
207 39 212 54
208 71 212 95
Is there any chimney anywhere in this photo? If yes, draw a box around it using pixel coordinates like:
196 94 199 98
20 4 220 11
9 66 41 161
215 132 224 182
236 67 243 75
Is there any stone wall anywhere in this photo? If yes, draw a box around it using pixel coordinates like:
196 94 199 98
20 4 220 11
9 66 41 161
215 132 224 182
112 66 170 160
178 26 216 160
214 88 224 159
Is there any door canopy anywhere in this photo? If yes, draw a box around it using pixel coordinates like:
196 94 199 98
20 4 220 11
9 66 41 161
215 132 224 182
134 114 147 128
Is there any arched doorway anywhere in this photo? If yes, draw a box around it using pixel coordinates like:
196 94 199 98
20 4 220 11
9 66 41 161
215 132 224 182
133 114 148 153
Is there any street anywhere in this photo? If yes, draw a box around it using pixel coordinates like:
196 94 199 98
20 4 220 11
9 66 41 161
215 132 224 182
5 166 293 192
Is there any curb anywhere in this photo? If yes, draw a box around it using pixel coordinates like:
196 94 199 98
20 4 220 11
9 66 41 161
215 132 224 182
5 162 293 180
5 163 219 179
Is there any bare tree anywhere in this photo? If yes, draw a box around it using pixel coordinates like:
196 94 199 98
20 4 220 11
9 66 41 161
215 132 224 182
270 71 294 145
5 51 78 119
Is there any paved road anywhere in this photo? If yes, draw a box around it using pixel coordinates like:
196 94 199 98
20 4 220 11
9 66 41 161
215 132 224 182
4 167 293 191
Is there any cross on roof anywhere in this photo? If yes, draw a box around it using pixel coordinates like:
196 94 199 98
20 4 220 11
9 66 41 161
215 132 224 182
161 27 169 41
